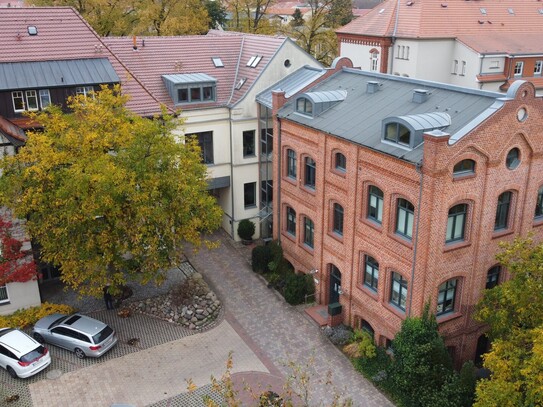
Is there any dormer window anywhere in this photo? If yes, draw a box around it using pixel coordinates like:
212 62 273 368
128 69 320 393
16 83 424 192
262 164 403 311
296 97 313 115
162 73 217 105
385 122 411 146
382 112 451 149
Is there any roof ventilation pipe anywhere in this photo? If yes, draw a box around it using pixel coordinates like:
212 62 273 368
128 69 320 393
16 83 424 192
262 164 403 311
367 81 382 94
412 89 430 103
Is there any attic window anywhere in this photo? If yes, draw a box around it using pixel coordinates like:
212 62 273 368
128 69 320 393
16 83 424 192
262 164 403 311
479 8 486 15
212 57 224 68
27 26 38 35
384 123 411 146
162 73 217 105
539 9 543 14
379 8 385 13
247 55 263 68
296 97 313 115
235 78 247 90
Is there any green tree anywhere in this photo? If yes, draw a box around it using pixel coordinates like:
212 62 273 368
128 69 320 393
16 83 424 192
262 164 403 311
290 8 304 27
325 0 354 28
474 236 543 407
203 0 228 29
0 86 222 297
388 305 454 407
226 0 278 34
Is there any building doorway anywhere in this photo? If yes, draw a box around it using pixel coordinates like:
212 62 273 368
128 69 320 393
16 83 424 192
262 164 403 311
329 264 342 304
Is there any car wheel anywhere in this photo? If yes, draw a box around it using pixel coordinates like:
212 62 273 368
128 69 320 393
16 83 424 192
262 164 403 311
33 333 45 343
74 348 86 359
7 366 18 379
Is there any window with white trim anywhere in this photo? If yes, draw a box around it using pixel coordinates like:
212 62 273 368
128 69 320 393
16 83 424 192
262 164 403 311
12 89 52 112
25 90 39 111
535 61 543 75
12 91 25 112
371 53 379 71
39 89 51 108
514 61 523 76
76 86 95 97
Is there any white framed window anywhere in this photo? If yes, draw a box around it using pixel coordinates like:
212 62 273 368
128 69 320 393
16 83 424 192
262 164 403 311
371 53 379 71
460 61 466 76
0 285 9 304
12 91 25 112
534 61 542 75
490 60 500 69
452 60 458 74
25 90 39 111
514 61 523 76
76 86 95 98
39 89 51 108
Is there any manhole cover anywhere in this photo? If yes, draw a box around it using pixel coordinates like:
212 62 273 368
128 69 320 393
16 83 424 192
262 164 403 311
46 369 63 380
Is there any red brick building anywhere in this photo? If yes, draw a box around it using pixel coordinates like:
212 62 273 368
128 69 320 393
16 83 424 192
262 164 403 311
271 66 543 364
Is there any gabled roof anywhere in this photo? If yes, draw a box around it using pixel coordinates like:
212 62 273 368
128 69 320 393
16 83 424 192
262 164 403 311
0 7 163 116
278 68 503 163
0 115 26 146
102 32 288 110
0 59 119 91
337 0 543 39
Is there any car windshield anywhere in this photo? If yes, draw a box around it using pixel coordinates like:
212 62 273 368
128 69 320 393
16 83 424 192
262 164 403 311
21 345 46 363
49 315 70 329
92 325 113 344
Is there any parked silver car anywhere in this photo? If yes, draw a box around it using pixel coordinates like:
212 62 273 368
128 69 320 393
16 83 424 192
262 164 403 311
32 314 117 359
0 328 51 378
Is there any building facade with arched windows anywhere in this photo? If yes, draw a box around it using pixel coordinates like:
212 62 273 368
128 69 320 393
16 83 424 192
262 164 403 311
271 66 543 365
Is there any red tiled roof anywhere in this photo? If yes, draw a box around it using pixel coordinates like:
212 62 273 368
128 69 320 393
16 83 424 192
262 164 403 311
458 33 543 55
352 9 372 17
0 116 27 141
337 0 543 39
102 32 287 110
0 7 163 116
267 2 311 15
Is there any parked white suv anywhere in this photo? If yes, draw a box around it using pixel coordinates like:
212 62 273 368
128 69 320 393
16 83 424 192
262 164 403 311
0 328 51 378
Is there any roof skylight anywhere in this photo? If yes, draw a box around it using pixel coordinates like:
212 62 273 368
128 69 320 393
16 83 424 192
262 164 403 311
507 8 514 15
212 57 224 67
247 55 263 68
27 26 37 35
480 8 486 15
235 78 247 89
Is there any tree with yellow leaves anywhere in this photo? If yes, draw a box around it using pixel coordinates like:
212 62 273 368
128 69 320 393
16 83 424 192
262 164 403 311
0 86 222 297
474 235 543 407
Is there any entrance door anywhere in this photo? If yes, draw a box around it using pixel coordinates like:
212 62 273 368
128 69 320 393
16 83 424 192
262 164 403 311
329 265 342 304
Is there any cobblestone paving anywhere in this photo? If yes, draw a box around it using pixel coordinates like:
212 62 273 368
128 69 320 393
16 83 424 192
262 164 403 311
186 231 394 407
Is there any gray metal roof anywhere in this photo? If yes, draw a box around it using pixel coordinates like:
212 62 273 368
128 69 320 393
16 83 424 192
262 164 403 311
256 65 326 108
303 90 347 104
0 58 119 91
162 73 217 85
394 112 451 131
278 68 504 163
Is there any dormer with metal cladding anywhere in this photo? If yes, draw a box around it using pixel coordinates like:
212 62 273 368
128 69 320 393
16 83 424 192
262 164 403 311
295 89 347 117
162 73 217 105
382 112 452 149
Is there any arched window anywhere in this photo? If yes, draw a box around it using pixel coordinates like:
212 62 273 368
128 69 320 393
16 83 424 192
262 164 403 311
384 122 411 146
367 186 384 223
360 320 375 339
304 157 316 189
453 159 475 176
296 97 313 115
446 204 467 243
390 272 408 311
286 206 296 236
535 185 543 218
287 149 297 179
303 216 314 248
396 198 415 239
486 265 501 289
506 148 520 169
363 255 379 291
437 279 458 315
335 152 346 172
332 203 344 236
495 191 512 230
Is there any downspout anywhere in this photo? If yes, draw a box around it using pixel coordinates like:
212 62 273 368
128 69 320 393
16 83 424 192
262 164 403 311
389 0 401 74
408 160 423 317
229 108 235 237
479 54 485 90
276 116 282 244
227 37 245 237
348 150 361 325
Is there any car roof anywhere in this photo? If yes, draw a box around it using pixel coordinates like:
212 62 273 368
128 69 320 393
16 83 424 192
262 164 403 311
0 328 40 356
60 315 107 335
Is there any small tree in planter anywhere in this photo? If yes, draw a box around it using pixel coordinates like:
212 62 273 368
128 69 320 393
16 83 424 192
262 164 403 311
237 219 255 244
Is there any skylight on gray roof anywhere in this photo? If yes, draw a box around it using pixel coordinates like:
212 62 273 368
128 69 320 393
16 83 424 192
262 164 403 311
212 57 224 68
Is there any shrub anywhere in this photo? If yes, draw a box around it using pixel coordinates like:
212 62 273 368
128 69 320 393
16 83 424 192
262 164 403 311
284 272 315 305
237 219 255 241
344 329 377 359
170 273 209 307
0 302 76 329
251 245 270 273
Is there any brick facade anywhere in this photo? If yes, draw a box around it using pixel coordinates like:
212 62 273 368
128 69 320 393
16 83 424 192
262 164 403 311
272 79 543 365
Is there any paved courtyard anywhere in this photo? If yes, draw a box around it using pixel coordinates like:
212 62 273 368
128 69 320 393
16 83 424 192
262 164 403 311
0 231 393 407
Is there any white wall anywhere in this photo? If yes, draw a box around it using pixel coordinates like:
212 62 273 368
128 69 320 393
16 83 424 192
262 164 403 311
448 41 481 88
340 42 383 71
0 280 41 316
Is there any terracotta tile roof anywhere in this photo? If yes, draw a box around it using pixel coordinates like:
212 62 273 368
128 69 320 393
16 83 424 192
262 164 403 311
267 2 311 15
352 9 372 17
0 116 27 144
102 32 287 110
458 33 543 55
337 0 543 38
0 7 163 116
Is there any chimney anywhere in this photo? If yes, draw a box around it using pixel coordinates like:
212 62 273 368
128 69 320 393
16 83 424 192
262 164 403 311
132 36 137 51
272 90 287 115
367 81 381 94
412 89 430 103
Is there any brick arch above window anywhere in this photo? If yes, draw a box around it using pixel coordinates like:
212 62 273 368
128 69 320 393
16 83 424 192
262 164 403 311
332 149 347 174
369 48 380 54
444 199 474 248
436 276 463 316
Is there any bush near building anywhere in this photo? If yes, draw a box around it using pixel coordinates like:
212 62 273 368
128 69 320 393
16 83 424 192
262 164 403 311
0 302 76 329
